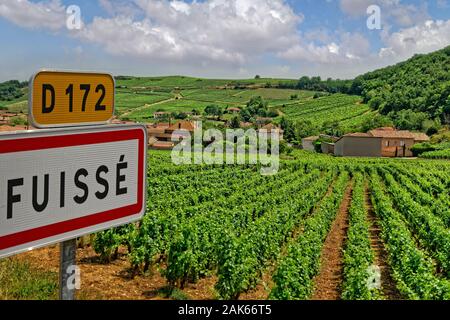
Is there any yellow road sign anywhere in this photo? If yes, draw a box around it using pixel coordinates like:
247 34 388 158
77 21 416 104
29 70 115 127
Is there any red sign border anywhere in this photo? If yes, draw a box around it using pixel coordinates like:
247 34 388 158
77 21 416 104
0 127 145 251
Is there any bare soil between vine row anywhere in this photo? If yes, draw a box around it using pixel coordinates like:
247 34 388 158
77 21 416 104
311 181 352 300
14 245 218 300
364 187 402 300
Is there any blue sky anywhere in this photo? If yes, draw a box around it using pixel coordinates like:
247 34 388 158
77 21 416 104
0 0 449 81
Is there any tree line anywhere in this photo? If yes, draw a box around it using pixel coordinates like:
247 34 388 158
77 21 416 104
0 80 27 102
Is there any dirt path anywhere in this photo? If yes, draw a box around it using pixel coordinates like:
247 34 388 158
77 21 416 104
364 186 402 300
311 181 352 300
232 90 248 97
121 97 175 118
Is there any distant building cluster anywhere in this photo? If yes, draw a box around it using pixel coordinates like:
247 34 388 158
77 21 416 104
302 127 430 158
146 120 197 150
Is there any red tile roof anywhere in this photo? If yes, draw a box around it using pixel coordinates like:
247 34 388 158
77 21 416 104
369 129 415 139
261 123 284 133
341 127 429 141
344 132 373 137
167 120 196 132
411 132 430 141
151 141 175 149
147 128 166 135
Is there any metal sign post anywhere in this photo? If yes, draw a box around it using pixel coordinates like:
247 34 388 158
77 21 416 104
59 239 77 300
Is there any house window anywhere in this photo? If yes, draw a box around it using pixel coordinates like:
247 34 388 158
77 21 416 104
385 141 389 147
400 140 405 146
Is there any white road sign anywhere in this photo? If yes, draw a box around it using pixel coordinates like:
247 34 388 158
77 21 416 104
0 125 147 258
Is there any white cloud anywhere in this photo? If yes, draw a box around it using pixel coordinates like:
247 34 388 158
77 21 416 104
0 0 449 81
0 0 66 31
379 19 450 59
279 32 371 64
74 0 302 66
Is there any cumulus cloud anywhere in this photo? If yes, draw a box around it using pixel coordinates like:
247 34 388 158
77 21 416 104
279 32 371 63
379 19 450 59
0 0 449 80
0 0 66 31
75 0 302 66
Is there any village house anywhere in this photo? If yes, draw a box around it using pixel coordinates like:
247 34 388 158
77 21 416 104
153 111 170 119
321 142 335 155
334 127 429 157
226 107 241 114
301 136 319 151
239 121 253 128
255 117 273 127
147 120 197 150
258 123 284 140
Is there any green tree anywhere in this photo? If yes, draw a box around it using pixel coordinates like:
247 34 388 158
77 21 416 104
280 117 295 142
204 104 223 120
229 116 241 129
294 119 317 139
240 96 269 120
389 110 428 130
322 120 342 137
361 114 393 132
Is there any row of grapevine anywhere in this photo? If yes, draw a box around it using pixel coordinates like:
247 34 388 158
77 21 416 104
341 172 378 300
269 172 349 299
385 167 450 228
90 150 450 300
421 149 450 159
215 169 336 299
369 171 450 299
380 169 450 277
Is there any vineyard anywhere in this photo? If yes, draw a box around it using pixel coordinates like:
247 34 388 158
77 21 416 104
112 76 371 133
280 94 372 131
86 150 450 300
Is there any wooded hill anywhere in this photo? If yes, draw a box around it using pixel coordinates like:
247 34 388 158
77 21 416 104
356 45 450 122
293 45 450 124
